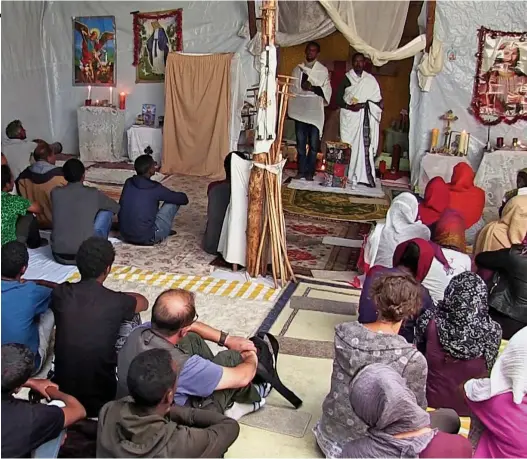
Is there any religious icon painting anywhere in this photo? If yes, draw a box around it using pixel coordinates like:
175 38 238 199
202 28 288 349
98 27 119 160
73 16 116 86
132 9 183 83
471 27 527 125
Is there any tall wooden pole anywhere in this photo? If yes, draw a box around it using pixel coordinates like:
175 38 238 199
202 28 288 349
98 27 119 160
246 0 277 277
247 1 257 39
425 0 436 53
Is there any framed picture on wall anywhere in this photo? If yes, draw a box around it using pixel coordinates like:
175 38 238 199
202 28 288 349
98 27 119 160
73 15 116 86
132 9 183 83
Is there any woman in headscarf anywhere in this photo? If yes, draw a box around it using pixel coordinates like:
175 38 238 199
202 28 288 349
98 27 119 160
464 327 527 458
499 167 527 216
415 272 502 416
474 194 527 255
394 236 470 305
475 233 527 339
418 177 450 228
447 162 486 245
432 209 467 253
343 364 472 458
372 192 430 268
314 272 459 458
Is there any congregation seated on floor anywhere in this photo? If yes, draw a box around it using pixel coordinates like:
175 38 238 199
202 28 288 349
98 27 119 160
2 130 527 458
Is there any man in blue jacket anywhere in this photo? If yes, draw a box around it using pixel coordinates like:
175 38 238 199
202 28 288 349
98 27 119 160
119 155 188 245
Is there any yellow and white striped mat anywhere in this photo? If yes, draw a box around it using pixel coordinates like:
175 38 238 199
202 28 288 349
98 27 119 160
67 265 281 302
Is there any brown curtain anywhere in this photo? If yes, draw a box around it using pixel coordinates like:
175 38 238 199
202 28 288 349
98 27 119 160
162 53 232 177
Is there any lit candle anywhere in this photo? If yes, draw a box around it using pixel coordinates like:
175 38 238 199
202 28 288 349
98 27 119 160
87 85 92 100
119 92 126 110
458 130 468 153
95 99 99 106
430 128 439 149
109 87 113 106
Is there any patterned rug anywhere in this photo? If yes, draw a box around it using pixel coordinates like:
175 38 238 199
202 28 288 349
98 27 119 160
84 168 166 185
282 187 389 222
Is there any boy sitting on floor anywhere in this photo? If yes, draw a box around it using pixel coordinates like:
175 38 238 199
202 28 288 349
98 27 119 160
16 141 67 229
1 164 43 248
119 154 189 245
1 241 58 374
51 158 120 265
1 343 86 458
98 348 240 458
50 237 148 419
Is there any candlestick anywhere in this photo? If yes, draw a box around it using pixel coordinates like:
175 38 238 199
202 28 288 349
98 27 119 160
430 128 439 150
88 85 92 100
458 130 468 154
119 92 126 110
109 87 113 106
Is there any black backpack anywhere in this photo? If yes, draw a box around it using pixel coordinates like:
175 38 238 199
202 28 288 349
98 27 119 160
249 332 303 409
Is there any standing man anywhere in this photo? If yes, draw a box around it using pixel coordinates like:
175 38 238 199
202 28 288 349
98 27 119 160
288 41 332 181
337 52 383 188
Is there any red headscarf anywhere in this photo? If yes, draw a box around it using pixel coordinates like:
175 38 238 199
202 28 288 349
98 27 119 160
448 163 485 228
432 209 466 253
393 238 450 282
419 177 450 226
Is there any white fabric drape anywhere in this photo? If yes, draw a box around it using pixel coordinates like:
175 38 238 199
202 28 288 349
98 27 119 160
218 154 252 266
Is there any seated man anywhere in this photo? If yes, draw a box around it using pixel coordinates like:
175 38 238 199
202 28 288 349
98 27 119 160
51 237 148 418
1 343 86 458
119 154 189 245
1 242 58 373
51 158 120 265
203 152 247 255
1 164 43 248
16 142 67 229
98 348 240 458
118 289 269 419
2 120 38 181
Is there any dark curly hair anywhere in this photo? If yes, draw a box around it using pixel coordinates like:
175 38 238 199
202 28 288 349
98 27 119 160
2 344 34 394
370 272 421 323
1 241 29 279
76 237 115 279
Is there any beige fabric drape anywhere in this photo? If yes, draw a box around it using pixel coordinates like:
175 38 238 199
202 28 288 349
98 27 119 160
162 53 232 178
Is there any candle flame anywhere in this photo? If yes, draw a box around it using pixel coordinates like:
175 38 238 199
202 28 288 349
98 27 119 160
120 92 125 96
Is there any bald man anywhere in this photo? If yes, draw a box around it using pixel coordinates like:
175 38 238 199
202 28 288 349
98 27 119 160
117 289 271 420
16 142 67 228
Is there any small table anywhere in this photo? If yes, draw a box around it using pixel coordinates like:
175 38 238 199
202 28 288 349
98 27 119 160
417 153 469 194
475 149 527 220
127 125 163 165
77 107 125 162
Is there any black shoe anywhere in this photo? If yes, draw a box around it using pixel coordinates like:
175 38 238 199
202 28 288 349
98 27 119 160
306 175 314 181
294 173 304 180
169 230 177 236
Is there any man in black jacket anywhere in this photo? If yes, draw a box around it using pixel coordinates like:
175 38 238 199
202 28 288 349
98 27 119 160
119 155 188 245
97 348 240 458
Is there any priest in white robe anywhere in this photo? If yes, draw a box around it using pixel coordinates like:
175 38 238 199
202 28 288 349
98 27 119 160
288 42 332 181
337 53 383 188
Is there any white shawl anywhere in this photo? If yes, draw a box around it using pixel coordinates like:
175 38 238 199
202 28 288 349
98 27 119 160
288 61 331 136
465 327 527 405
373 192 431 268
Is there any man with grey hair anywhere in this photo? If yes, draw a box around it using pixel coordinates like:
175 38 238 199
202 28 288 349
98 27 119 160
118 288 271 420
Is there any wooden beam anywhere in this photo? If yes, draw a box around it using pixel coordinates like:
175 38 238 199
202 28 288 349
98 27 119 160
425 0 436 53
247 1 257 39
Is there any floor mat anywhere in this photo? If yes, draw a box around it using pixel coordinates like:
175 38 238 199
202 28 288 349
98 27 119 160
287 175 386 199
85 182 124 201
282 187 389 223
240 405 312 438
85 168 166 185
67 265 282 302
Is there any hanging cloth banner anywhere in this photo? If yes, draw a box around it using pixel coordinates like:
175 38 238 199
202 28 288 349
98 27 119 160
254 45 278 154
471 27 527 125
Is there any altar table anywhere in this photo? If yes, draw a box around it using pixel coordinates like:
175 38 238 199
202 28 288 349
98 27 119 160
77 107 126 162
127 125 163 165
417 153 469 195
475 149 527 220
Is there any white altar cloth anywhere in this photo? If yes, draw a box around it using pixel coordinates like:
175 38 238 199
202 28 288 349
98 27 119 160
127 125 163 165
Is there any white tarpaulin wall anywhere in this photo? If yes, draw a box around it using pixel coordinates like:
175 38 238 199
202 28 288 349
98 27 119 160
1 1 257 155
409 1 527 185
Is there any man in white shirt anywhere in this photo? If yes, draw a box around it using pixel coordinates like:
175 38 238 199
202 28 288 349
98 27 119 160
288 42 331 181
337 53 383 188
